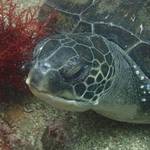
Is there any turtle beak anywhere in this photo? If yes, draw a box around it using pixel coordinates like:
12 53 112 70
26 63 62 95
26 77 30 85
25 70 35 89
26 73 33 87
26 67 44 88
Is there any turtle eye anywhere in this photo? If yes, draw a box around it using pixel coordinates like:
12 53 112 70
59 57 90 83
60 66 84 81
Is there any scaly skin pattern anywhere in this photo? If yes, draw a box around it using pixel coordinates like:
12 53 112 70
27 0 150 123
93 39 150 123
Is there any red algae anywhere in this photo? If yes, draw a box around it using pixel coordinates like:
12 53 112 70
0 0 58 101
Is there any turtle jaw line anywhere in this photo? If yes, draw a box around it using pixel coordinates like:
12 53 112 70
29 85 91 112
38 89 86 103
26 76 86 103
29 84 87 104
30 85 85 103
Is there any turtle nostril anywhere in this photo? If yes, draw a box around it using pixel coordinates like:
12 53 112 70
22 62 33 72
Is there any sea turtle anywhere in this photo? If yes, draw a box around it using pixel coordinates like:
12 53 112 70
26 0 150 123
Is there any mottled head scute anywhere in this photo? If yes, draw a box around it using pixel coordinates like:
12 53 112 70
27 0 150 123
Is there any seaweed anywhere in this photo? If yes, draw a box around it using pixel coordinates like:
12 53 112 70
0 0 58 102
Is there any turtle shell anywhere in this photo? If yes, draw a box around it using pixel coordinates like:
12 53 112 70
39 0 150 78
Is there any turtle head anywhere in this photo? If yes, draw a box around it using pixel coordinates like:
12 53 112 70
26 38 93 111
26 35 115 111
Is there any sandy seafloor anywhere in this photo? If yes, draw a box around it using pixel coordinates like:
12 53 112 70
1 96 150 150
0 0 150 150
